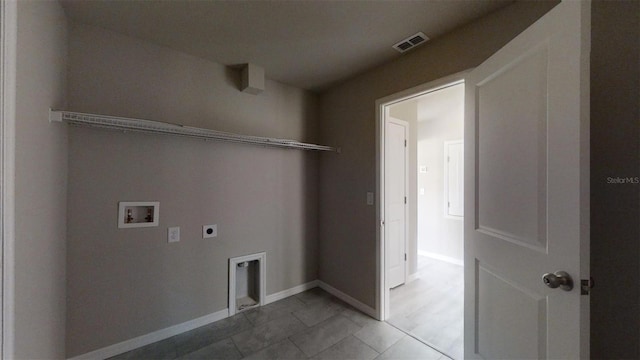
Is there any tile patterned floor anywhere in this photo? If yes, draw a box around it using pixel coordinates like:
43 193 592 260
109 287 448 360
387 256 464 360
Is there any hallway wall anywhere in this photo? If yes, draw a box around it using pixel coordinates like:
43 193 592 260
318 1 558 309
416 84 464 263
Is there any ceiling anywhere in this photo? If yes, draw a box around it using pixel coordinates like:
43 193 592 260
60 0 514 92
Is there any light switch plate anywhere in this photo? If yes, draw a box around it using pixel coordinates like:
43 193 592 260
203 224 217 238
366 192 374 205
168 227 180 243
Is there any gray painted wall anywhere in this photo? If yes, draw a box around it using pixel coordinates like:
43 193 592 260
14 1 68 358
318 1 558 308
590 1 640 358
65 24 320 357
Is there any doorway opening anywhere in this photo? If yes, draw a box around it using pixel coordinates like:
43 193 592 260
377 77 464 359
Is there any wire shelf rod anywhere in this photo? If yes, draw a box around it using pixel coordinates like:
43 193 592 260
49 109 339 152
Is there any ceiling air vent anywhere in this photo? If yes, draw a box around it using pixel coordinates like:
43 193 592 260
393 32 429 53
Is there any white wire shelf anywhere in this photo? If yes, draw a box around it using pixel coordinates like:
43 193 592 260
49 110 339 152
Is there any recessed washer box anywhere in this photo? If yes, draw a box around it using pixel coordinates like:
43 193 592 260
118 201 159 228
229 252 266 315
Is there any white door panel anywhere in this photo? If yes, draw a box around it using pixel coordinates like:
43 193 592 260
465 1 589 359
477 46 548 249
477 264 546 359
385 117 408 289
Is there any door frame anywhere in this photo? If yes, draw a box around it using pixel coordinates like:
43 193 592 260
443 139 464 220
1 0 17 357
375 71 467 320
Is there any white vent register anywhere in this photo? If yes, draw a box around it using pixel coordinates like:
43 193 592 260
49 110 339 152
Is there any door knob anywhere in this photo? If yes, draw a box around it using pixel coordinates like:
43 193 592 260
542 271 573 291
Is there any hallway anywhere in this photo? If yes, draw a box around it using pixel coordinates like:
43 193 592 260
388 257 464 360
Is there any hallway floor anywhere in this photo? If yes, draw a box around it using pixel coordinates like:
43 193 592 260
387 256 464 360
109 287 449 360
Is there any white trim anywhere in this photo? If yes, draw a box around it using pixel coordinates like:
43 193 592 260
49 110 338 153
407 272 420 283
375 71 468 321
374 101 384 320
1 1 17 357
318 281 377 318
67 308 229 360
443 140 464 219
578 3 591 358
66 280 322 360
265 280 319 305
228 252 266 316
418 250 463 267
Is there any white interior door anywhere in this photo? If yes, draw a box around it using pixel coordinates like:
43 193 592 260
464 1 590 359
385 117 408 289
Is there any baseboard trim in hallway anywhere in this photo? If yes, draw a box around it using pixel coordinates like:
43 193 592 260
417 250 463 267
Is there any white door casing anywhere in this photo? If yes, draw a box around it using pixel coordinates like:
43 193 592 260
445 140 464 218
464 1 590 359
385 117 408 289
376 75 465 321
1 0 17 357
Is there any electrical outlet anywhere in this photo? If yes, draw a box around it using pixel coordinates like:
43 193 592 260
168 227 180 243
203 224 217 239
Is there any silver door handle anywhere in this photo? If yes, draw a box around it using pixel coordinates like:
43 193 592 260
542 271 573 291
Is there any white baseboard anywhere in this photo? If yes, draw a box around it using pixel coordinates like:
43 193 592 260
67 308 229 360
68 279 375 359
266 280 319 305
418 250 463 267
318 281 377 318
407 272 420 283
68 280 321 360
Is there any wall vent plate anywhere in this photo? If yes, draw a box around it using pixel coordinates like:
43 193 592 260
203 224 217 238
118 201 159 228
